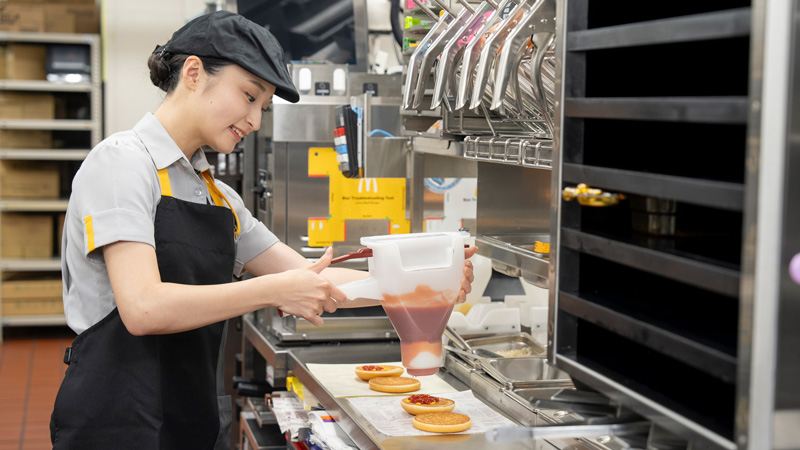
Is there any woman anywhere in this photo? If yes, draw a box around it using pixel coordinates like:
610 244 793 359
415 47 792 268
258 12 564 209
50 10 476 450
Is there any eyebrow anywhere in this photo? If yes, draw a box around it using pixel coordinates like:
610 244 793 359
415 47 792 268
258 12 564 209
248 79 266 92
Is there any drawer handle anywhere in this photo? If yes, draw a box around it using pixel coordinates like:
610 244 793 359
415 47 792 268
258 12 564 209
562 184 625 207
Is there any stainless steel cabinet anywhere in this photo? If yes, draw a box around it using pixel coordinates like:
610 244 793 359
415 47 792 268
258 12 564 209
549 1 799 448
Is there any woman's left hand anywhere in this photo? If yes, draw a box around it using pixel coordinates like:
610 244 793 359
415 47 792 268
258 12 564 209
456 246 478 304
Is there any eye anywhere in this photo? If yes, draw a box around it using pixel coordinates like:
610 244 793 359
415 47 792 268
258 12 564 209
245 92 255 102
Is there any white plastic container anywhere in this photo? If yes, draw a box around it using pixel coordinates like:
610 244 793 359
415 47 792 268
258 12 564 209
338 231 469 376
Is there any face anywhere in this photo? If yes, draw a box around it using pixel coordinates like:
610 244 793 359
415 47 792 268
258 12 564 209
193 64 277 153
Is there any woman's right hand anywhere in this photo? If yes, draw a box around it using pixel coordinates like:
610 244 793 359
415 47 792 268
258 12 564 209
272 247 345 326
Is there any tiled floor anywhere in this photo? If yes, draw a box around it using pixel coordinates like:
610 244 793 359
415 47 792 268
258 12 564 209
0 327 75 450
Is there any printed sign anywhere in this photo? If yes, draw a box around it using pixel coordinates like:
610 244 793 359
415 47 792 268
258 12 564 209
307 147 409 247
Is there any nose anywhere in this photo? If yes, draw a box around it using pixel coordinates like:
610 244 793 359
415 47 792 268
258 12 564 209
246 106 261 133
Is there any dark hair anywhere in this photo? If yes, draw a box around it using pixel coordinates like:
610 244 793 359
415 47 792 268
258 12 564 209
147 51 232 93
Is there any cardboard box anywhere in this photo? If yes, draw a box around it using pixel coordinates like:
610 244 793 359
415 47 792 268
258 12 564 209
45 4 99 34
1 277 63 316
0 130 52 149
2 277 63 298
57 212 65 255
1 213 53 258
0 44 47 80
0 4 45 32
1 297 64 315
0 160 60 199
0 92 55 120
5 0 96 4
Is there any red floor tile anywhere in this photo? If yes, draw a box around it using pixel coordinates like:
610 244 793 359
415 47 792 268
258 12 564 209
0 327 75 450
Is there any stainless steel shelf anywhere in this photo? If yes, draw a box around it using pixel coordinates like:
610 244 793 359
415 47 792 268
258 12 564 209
567 8 751 51
239 414 285 450
0 258 62 272
2 314 66 327
0 80 92 92
246 396 278 427
0 199 68 212
476 234 550 289
561 163 745 211
560 228 741 298
555 357 737 450
559 291 737 382
411 136 463 157
0 119 95 131
400 107 441 117
564 97 749 124
0 149 90 160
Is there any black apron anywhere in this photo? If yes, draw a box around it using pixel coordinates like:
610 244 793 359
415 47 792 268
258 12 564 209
51 172 237 450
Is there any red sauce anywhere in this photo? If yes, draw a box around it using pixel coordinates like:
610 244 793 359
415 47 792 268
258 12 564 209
361 365 384 371
407 394 439 405
381 285 456 342
381 284 458 377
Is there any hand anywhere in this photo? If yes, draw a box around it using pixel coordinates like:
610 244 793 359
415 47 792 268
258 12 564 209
274 247 347 326
456 246 478 304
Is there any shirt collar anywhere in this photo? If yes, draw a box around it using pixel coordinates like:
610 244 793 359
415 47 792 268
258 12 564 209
132 112 212 173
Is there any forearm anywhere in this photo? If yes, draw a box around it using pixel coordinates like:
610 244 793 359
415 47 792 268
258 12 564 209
245 243 378 307
105 241 342 335
120 276 277 335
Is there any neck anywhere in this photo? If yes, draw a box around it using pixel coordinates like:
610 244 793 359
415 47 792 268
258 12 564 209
153 97 203 161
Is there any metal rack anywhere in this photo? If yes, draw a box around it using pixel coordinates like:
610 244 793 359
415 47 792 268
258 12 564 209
401 0 557 139
0 32 102 339
401 1 556 289
549 1 800 448
463 135 553 168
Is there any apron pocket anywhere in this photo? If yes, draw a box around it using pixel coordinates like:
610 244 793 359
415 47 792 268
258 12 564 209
213 394 232 450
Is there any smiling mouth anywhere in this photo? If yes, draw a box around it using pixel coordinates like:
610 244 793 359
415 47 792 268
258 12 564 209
230 126 245 140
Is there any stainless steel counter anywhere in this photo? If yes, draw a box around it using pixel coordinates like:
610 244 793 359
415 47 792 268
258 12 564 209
242 313 595 450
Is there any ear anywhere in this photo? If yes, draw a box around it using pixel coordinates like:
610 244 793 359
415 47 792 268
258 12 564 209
181 56 204 92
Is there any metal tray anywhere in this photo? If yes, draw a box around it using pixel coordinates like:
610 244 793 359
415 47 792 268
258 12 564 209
465 332 547 358
484 356 574 389
477 234 550 288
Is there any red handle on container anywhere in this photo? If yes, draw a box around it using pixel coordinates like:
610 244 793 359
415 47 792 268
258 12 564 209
330 247 374 265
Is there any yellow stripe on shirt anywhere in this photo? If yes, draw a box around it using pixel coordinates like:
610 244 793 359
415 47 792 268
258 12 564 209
84 215 96 252
157 168 173 197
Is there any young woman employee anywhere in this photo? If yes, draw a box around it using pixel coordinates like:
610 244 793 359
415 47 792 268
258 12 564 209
49 10 477 450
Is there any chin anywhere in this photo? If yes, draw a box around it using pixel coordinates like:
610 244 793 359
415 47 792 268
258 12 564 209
210 139 236 154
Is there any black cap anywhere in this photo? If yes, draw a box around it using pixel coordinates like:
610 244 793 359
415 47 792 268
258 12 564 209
154 10 299 103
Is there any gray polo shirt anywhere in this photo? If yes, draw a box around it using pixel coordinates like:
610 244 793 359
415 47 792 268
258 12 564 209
62 112 278 334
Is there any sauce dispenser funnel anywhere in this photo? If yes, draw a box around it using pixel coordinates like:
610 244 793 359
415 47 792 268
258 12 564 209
337 231 469 376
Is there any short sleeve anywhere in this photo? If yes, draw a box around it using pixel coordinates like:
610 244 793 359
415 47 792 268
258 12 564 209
72 136 160 258
216 181 279 276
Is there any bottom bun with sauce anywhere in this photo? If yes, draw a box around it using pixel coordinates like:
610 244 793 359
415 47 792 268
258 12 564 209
400 394 455 415
412 412 472 433
354 364 404 380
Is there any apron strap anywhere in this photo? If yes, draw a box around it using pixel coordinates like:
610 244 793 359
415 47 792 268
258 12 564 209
156 168 240 237
200 170 241 237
